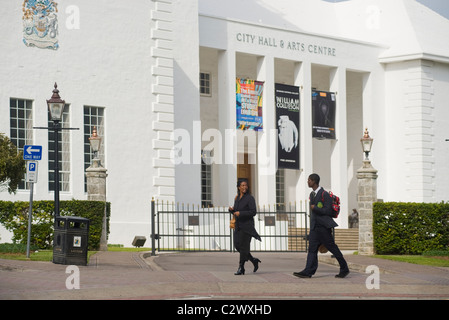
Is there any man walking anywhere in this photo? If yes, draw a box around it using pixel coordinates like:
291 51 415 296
294 173 350 278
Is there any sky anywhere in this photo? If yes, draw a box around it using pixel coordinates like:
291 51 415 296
323 0 449 20
416 0 449 19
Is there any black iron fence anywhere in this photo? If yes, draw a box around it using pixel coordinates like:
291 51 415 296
150 199 309 253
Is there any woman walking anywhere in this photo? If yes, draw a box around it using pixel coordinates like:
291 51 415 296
229 178 261 275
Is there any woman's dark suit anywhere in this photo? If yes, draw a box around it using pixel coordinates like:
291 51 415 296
232 193 261 263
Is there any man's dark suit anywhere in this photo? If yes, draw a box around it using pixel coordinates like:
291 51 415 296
309 188 338 230
303 188 348 276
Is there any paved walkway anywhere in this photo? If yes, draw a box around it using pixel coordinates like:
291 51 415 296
0 250 448 300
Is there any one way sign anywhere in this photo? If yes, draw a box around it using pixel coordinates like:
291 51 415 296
23 145 42 160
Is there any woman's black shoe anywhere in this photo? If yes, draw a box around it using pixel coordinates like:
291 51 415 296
234 263 245 275
234 266 245 275
251 258 261 272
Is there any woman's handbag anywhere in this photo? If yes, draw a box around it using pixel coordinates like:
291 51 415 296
319 244 328 253
230 216 235 229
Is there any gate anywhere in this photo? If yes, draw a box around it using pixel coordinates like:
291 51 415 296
150 199 309 253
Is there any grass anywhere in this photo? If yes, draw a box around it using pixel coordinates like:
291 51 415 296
0 243 152 262
372 249 449 267
0 249 98 262
373 254 449 267
106 245 152 252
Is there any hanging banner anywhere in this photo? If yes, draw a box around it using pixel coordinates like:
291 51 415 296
275 83 300 170
312 90 336 139
236 78 264 131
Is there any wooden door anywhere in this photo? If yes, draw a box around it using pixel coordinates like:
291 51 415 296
237 154 252 189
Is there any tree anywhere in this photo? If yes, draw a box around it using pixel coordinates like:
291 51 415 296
0 133 26 193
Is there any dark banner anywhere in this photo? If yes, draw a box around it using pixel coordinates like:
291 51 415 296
312 90 336 139
275 83 300 170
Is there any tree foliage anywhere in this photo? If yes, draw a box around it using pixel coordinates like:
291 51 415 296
0 133 26 193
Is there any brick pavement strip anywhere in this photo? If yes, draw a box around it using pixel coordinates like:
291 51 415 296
0 252 448 300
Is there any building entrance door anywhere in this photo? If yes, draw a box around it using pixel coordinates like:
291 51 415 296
237 153 252 188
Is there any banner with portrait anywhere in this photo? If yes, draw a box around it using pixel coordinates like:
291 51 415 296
236 78 264 131
312 90 336 139
275 83 300 170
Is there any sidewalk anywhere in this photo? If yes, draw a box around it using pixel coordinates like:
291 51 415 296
1 250 448 300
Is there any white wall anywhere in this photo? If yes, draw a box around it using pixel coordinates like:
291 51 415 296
0 1 155 246
383 59 449 203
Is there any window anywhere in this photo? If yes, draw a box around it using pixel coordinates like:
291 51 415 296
83 106 105 191
9 98 33 190
48 104 70 192
200 72 211 96
201 150 212 207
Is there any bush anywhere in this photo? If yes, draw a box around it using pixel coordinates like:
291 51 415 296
373 202 449 254
0 200 110 250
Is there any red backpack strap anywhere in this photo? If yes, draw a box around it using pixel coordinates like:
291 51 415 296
321 189 328 201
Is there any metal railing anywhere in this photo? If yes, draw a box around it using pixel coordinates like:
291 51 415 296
150 199 309 254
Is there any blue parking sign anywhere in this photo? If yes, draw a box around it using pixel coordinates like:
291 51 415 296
26 161 38 183
23 145 42 160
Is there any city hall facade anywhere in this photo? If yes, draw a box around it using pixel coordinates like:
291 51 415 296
1 0 448 246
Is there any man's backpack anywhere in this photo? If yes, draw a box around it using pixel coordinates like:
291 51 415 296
321 190 340 218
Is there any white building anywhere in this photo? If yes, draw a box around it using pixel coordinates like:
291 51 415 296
1 0 448 246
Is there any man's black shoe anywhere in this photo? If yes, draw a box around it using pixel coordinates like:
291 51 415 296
293 271 312 278
335 270 350 278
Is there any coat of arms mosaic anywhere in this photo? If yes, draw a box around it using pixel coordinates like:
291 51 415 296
22 0 59 49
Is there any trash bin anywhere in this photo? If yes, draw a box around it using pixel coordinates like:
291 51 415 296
53 216 90 266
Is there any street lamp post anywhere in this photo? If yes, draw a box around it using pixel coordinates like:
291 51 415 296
88 126 102 167
360 128 373 161
34 83 79 217
46 83 65 217
85 126 108 250
356 127 378 255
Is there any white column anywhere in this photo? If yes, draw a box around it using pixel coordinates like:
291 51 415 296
362 73 375 138
256 55 276 207
296 61 313 212
330 67 348 228
217 49 237 205
151 0 175 203
172 0 201 205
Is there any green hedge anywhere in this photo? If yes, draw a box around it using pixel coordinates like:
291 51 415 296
373 202 449 254
0 200 110 250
